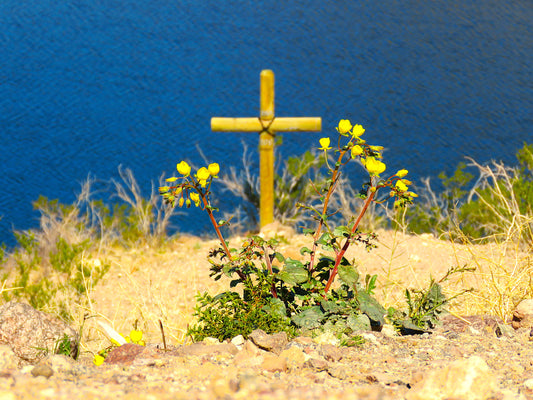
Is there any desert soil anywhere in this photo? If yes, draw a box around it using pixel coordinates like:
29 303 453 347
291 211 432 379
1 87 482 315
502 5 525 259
2 228 532 399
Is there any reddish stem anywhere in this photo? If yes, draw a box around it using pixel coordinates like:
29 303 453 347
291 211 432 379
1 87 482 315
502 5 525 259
323 189 376 293
201 192 247 281
308 149 347 273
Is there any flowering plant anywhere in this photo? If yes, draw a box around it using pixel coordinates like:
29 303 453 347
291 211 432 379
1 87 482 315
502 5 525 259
159 121 417 341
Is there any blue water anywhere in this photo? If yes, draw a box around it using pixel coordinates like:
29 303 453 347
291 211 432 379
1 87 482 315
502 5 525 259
1 0 532 248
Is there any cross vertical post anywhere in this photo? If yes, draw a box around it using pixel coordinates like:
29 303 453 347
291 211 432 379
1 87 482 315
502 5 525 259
211 70 321 229
259 70 275 227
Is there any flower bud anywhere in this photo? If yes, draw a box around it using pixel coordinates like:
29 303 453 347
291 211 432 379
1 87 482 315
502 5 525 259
351 124 365 137
351 145 363 158
177 161 191 176
336 119 353 135
208 163 220 177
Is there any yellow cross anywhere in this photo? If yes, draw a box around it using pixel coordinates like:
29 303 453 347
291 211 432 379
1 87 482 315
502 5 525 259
211 69 322 228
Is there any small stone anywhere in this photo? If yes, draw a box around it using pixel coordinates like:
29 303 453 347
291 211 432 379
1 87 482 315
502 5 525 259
230 335 245 349
512 299 533 329
232 341 264 368
313 331 340 346
248 329 288 355
381 324 399 337
202 337 221 345
279 346 307 370
31 364 53 379
406 356 497 400
319 344 343 362
328 364 348 380
304 357 329 371
261 353 287 372
104 343 145 365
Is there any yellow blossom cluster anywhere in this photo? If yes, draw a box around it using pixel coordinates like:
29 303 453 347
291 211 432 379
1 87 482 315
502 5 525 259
320 119 417 202
159 161 220 208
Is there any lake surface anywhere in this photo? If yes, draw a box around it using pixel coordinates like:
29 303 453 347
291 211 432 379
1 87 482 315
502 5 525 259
1 0 532 247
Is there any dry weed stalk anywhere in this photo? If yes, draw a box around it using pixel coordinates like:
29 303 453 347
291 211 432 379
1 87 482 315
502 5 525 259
465 157 533 247
111 166 178 240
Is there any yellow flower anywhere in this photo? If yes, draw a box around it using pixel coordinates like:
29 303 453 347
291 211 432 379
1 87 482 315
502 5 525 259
190 192 200 207
405 191 419 197
159 186 169 193
395 180 408 192
396 169 408 178
318 137 332 151
208 163 220 177
351 145 363 158
93 354 105 366
364 157 386 176
129 330 143 344
177 161 191 177
178 197 185 207
351 124 365 137
165 177 178 182
369 145 383 152
336 119 353 135
196 167 210 181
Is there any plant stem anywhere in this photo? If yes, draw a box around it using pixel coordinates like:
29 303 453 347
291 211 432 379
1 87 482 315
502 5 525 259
324 189 376 293
201 192 247 281
309 150 346 274
261 245 278 298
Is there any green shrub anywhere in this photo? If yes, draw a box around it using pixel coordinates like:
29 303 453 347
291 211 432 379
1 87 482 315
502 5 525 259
160 120 457 342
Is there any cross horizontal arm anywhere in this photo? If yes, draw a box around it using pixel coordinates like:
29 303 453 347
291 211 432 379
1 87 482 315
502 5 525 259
211 117 321 132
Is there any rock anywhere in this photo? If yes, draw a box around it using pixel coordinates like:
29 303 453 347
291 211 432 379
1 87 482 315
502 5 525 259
406 356 497 400
248 329 288 355
511 299 533 329
0 301 79 364
304 357 329 372
279 346 307 370
319 344 343 362
232 340 264 368
31 364 53 379
261 353 287 372
0 345 18 373
104 343 145 365
230 334 245 349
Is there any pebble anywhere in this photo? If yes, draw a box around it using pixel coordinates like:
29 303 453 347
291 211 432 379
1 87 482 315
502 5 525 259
31 364 54 379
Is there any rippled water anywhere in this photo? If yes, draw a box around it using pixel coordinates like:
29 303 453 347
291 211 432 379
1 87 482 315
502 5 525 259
1 0 531 247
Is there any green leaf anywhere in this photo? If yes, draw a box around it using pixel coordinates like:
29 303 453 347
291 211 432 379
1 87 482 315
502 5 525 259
263 298 287 320
274 252 285 263
346 313 371 332
357 291 386 325
333 225 351 238
300 247 313 256
291 306 324 329
338 264 359 287
277 260 308 285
